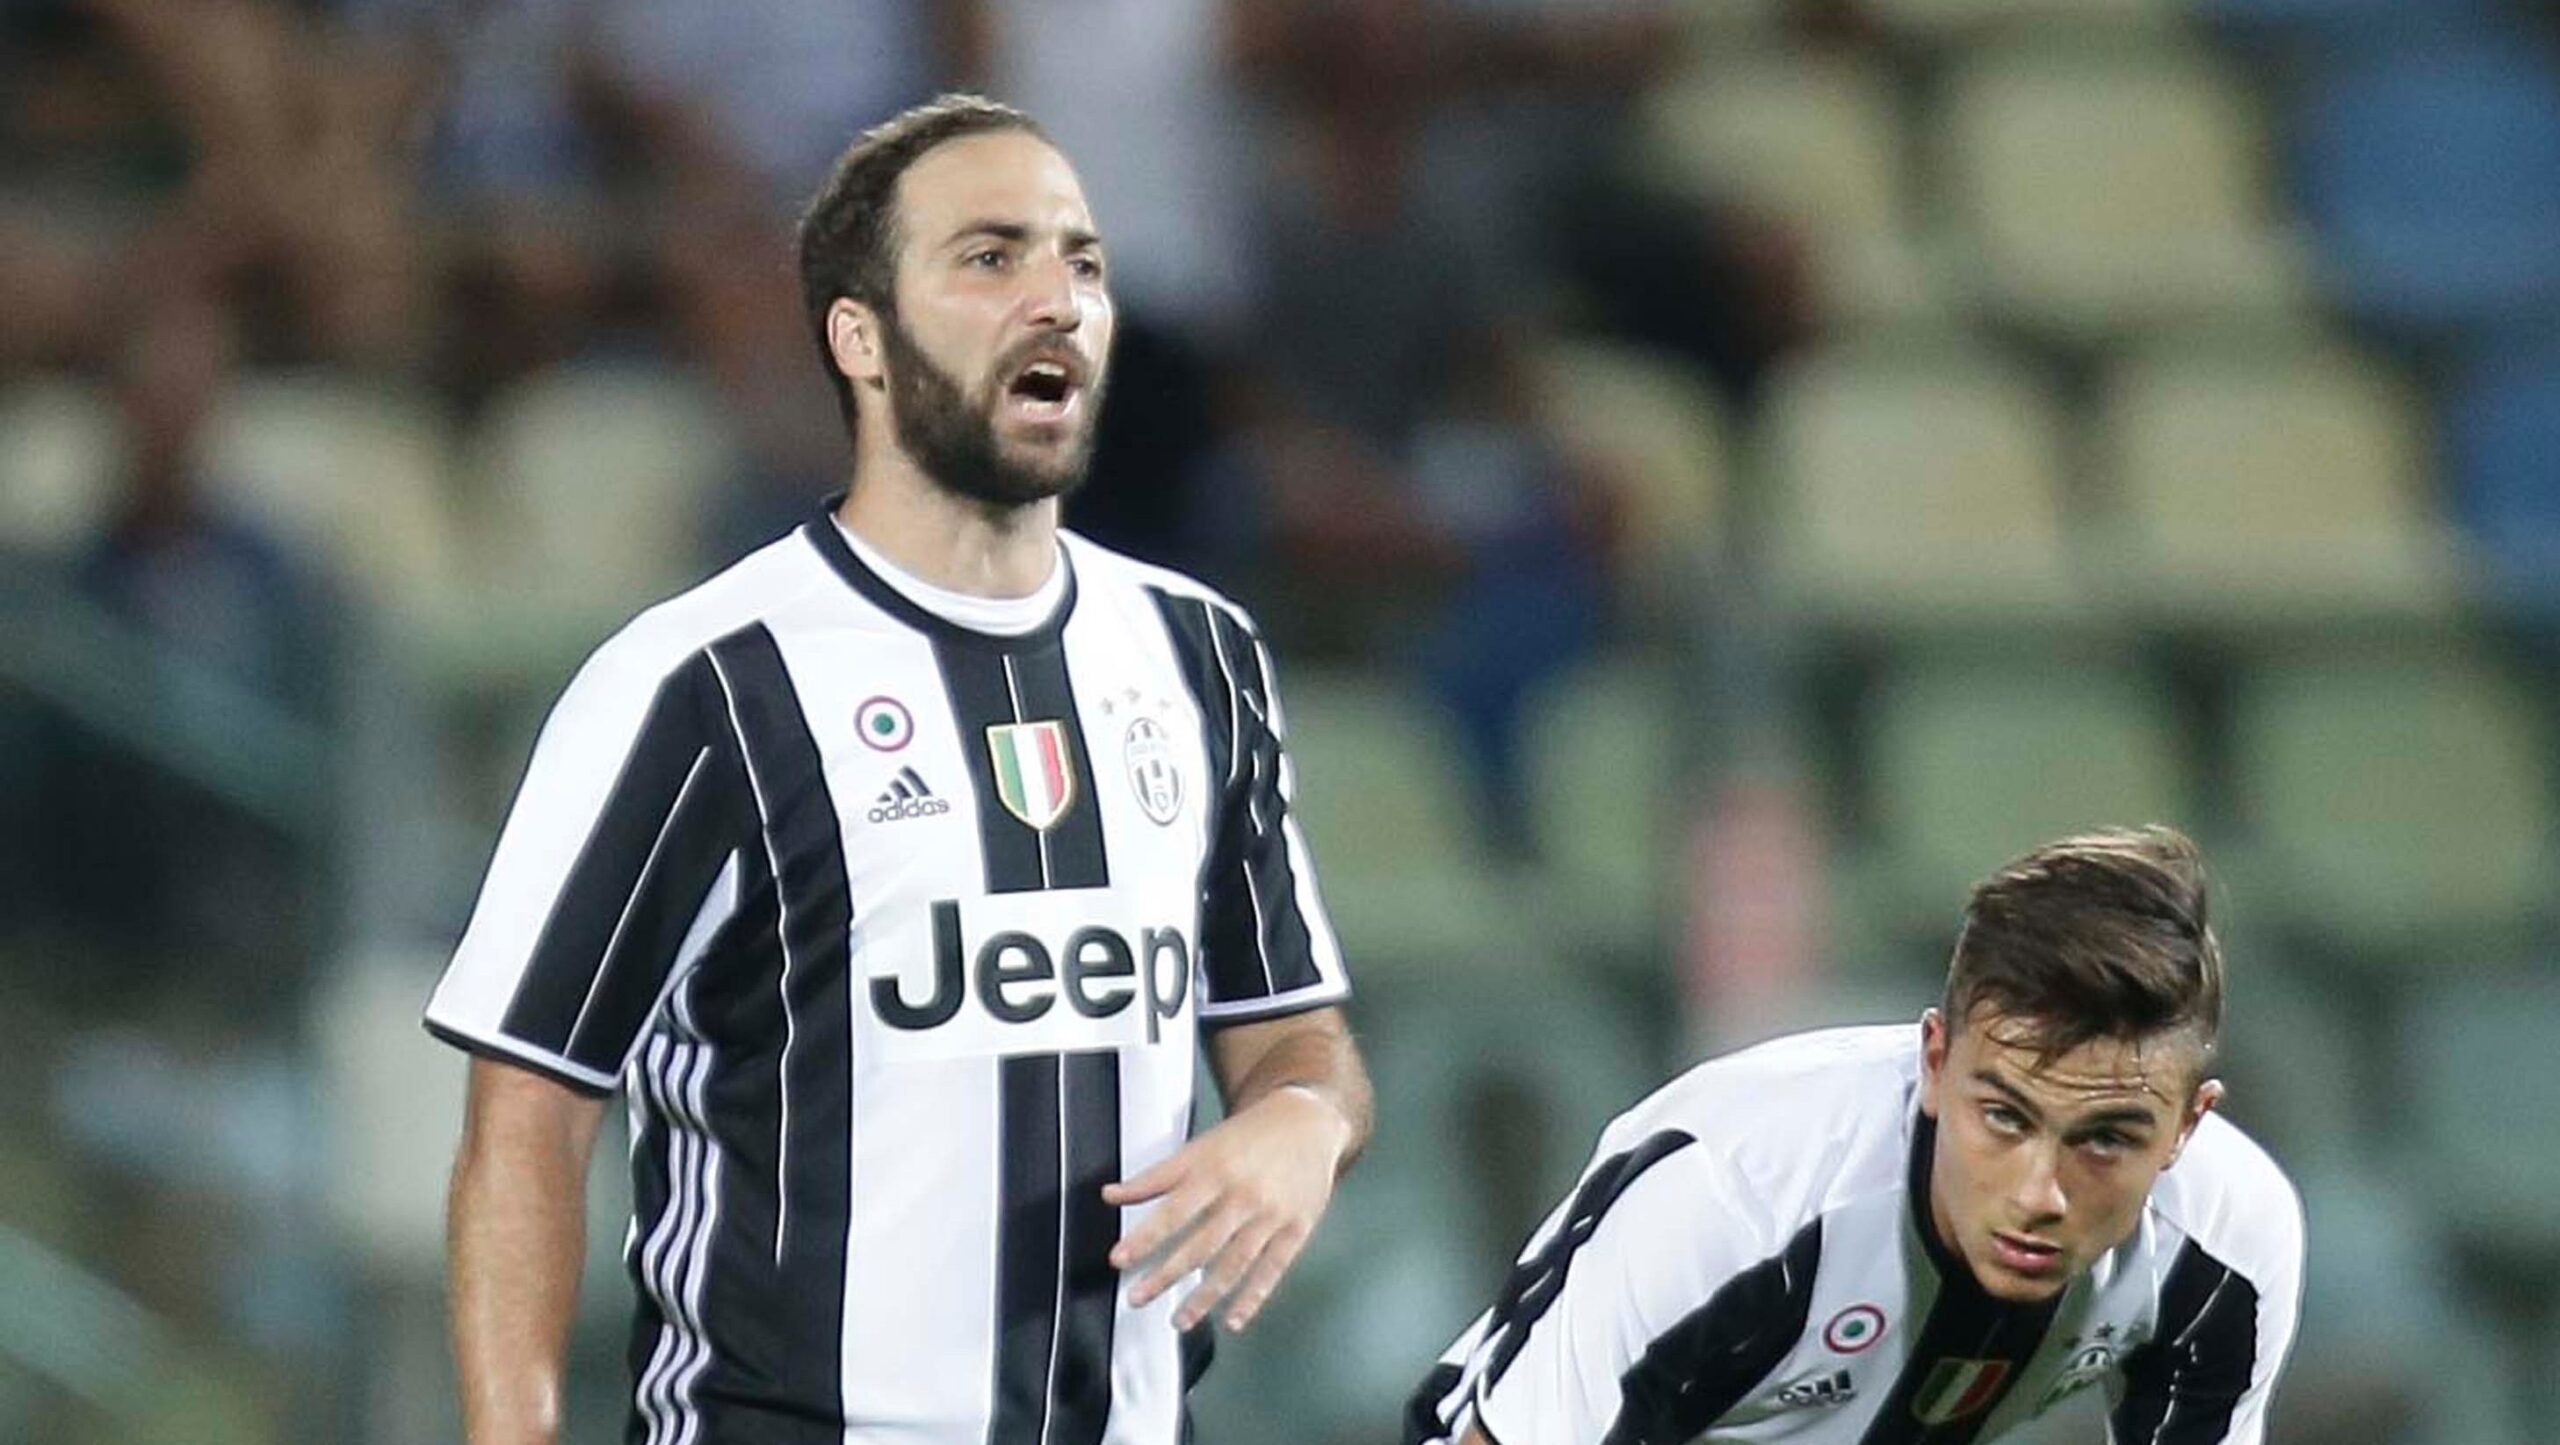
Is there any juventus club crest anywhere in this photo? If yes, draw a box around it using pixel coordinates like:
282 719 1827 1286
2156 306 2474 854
986 720 1077 830
1123 716 1183 825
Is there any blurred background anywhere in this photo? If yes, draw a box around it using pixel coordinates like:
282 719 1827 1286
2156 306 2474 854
4 0 2558 1441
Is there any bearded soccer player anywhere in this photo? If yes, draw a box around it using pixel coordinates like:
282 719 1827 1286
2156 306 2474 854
1409 826 2302 1445
428 95 1373 1445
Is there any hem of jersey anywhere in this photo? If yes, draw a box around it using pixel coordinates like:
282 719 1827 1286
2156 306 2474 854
1197 982 1351 1028
1470 1379 1515 1445
424 1017 618 1098
800 495 1078 652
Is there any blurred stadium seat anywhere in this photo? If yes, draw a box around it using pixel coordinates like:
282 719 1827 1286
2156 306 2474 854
452 363 737 683
2398 970 2560 1253
2294 41 2560 334
1276 670 1521 968
1939 42 2302 338
1525 336 1729 604
1858 655 2191 921
2091 332 2455 624
1760 335 2084 627
1519 654 1686 961
2446 341 2560 626
1867 0 2183 39
1631 50 1945 325
2197 0 2496 38
0 378 118 555
204 373 463 630
2230 649 2552 954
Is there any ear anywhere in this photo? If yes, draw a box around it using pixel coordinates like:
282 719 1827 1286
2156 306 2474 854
1918 1008 1948 1117
827 298 886 388
2165 1077 2222 1169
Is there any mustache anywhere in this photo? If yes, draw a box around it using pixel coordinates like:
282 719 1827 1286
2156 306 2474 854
991 337 1094 391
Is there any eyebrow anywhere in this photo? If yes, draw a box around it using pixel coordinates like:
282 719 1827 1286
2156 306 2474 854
942 220 1104 252
1970 1070 2160 1133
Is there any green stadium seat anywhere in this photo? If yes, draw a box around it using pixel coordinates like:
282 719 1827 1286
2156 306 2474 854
1760 337 2085 628
2398 971 2560 1253
2092 334 2455 626
1277 669 1522 969
1860 656 2193 923
0 378 117 554
2230 651 2552 951
1632 51 1945 326
204 372 463 630
1519 654 1688 960
1938 44 2303 339
1525 338 1729 608
453 363 738 684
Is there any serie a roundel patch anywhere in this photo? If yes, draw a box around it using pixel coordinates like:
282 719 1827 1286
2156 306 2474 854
857 696 915 752
1824 1303 1887 1354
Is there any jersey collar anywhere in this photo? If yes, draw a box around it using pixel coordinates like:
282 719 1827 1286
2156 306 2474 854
802 494 1079 653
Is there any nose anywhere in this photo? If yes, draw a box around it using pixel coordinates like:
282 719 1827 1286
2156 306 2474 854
1020 252 1082 334
2011 1143 2067 1225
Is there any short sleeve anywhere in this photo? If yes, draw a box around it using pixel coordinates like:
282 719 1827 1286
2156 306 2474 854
1145 590 1350 1025
2108 1168 2306 1445
425 642 751 1094
1465 1134 1816 1445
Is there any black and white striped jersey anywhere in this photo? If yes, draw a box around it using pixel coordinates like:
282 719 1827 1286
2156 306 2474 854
425 504 1349 1445
1406 1026 2302 1445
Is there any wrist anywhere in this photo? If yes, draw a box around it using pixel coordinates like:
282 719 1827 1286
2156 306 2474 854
1269 1082 1355 1167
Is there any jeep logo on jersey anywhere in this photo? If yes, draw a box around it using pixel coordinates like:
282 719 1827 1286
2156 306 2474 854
987 720 1075 829
1912 1358 2012 1425
872 901 1191 1044
1124 715 1182 824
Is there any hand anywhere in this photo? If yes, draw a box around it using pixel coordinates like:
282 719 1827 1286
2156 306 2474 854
1103 1087 1351 1333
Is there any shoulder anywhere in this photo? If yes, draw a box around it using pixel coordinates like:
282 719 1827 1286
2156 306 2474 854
1595 1025 1922 1232
561 531 825 711
2148 1112 2306 1291
1061 532 1260 636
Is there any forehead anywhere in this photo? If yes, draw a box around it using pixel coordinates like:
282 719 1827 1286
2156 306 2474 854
1956 1013 2198 1117
893 131 1096 247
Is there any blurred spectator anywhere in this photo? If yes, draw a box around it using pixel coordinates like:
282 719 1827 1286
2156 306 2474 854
35 283 338 1022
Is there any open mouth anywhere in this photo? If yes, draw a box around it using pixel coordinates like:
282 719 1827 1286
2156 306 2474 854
1005 359 1080 420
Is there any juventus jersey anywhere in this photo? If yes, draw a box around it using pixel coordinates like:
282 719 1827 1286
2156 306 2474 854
426 506 1349 1445
1407 1026 2302 1445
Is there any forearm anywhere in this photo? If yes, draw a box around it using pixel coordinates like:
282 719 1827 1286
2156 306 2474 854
448 1064 604 1445
1215 1013 1374 1173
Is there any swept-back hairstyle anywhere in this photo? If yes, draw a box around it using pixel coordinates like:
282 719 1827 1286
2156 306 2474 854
796 94 1047 440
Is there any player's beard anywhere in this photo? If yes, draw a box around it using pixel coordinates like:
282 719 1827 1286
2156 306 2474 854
880 312 1102 510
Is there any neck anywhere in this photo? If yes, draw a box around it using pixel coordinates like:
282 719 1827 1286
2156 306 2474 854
838 446 1060 600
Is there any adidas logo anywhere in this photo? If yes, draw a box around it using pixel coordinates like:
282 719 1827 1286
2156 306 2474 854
868 767 953 824
1776 1369 1855 1410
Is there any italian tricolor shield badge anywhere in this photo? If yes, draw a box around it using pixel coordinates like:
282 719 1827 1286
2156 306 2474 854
986 720 1076 830
1912 1358 2011 1424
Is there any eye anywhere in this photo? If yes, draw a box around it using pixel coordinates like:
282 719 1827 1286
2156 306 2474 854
1068 254 1104 280
966 247 1008 270
1982 1102 2028 1136
2079 1130 2137 1159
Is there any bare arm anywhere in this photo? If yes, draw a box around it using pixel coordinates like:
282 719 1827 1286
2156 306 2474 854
1105 1006 1372 1332
447 1057 609 1445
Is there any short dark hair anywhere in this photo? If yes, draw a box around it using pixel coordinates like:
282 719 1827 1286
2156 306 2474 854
796 94 1047 439
1944 826 2224 1071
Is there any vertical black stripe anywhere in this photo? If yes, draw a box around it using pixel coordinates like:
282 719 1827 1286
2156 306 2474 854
2108 1242 2259 1445
1857 1116 2060 1445
1605 1219 1825 1444
1007 639 1110 889
989 1050 1126 1445
937 644 1050 893
991 1054 1066 1444
1149 592 1260 1002
1052 1050 1124 1445
505 653 742 1057
680 625 852 1443
1482 1130 1698 1392
623 1039 678 1445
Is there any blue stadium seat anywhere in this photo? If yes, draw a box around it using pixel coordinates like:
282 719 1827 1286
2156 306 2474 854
2198 0 2492 40
2447 342 2560 625
2295 43 2560 332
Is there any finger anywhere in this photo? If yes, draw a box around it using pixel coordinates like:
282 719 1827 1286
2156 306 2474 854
1109 1182 1213 1272
1101 1151 1189 1207
1177 1217 1283 1332
1128 1202 1248 1309
1217 1223 1311 1333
